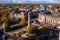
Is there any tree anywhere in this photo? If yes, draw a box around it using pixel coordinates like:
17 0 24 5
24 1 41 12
0 16 10 30
1 17 7 23
27 25 38 34
20 18 27 25
2 9 10 17
0 9 3 14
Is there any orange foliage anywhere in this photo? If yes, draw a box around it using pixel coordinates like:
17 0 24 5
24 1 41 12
20 19 27 25
44 23 51 28
2 9 10 17
1 17 7 22
3 9 10 14
0 9 3 13
27 25 38 33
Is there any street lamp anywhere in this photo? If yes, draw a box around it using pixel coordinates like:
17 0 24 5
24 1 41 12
27 8 33 30
2 23 5 40
28 12 31 27
57 26 60 40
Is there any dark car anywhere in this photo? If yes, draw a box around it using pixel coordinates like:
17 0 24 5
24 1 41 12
0 36 3 40
0 28 4 36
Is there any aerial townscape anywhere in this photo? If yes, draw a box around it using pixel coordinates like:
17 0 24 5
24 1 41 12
0 4 60 40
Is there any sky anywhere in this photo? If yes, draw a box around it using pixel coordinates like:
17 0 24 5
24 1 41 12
0 0 60 4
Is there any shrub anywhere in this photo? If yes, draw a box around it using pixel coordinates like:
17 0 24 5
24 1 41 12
20 19 27 25
27 25 38 34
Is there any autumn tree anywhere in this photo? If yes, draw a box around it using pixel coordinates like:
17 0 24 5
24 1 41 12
2 9 10 17
27 25 38 34
20 18 27 25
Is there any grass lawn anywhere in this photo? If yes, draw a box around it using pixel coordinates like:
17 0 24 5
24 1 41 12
6 25 27 33
6 24 27 31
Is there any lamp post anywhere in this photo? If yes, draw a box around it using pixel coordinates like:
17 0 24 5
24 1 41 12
57 26 60 40
2 23 5 40
27 11 31 30
27 8 33 30
58 28 60 40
